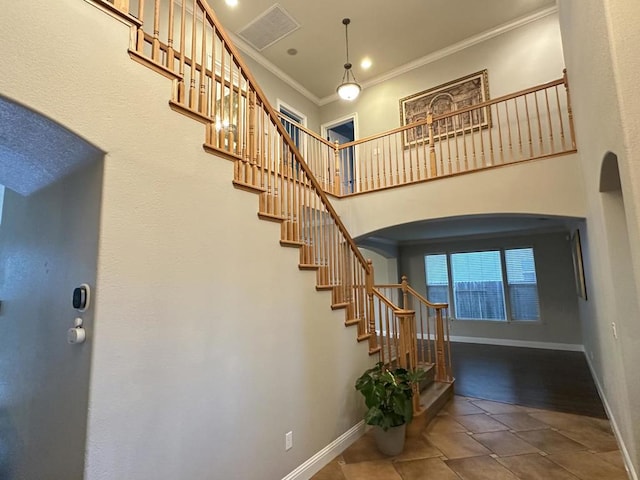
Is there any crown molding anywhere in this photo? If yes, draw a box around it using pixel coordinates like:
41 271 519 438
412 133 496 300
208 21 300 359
229 32 322 105
318 5 558 105
228 5 558 107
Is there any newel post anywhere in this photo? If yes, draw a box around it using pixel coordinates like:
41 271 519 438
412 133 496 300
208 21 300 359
434 306 451 382
333 141 341 195
401 275 409 310
366 260 378 352
396 309 420 413
427 113 437 177
563 69 577 150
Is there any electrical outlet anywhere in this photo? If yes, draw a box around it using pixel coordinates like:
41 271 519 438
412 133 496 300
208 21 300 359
285 431 293 451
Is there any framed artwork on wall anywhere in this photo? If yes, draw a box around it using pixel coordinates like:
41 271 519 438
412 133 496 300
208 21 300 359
571 229 587 300
399 69 490 148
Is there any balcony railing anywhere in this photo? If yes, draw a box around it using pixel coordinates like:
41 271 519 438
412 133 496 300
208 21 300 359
279 72 577 197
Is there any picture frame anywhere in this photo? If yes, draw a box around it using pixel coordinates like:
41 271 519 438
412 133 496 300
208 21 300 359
571 229 587 300
399 69 490 148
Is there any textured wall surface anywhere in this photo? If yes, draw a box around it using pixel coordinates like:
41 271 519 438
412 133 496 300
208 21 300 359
320 13 565 137
559 0 640 476
334 153 586 240
0 161 102 479
0 1 372 479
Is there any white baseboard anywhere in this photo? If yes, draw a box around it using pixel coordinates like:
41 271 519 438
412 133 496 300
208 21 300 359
584 356 638 480
447 335 584 352
281 421 365 480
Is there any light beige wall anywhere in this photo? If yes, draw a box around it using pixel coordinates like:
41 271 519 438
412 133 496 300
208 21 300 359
0 2 372 479
320 13 565 137
359 247 399 285
398 231 582 346
243 55 322 131
0 162 102 479
559 0 640 476
334 153 586 240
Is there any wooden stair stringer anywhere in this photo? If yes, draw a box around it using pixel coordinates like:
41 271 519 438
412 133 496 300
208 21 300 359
121 40 376 365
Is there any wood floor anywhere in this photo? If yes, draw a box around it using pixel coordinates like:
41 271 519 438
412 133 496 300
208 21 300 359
449 342 607 418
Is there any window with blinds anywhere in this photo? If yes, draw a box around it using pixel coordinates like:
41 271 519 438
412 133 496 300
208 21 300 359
424 254 449 304
424 247 540 322
451 250 506 320
505 248 540 320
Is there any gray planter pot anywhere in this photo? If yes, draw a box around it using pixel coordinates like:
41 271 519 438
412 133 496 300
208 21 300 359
372 423 407 456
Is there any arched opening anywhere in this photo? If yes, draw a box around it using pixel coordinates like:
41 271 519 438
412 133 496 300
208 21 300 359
0 95 103 478
599 151 622 192
598 151 638 443
356 213 605 416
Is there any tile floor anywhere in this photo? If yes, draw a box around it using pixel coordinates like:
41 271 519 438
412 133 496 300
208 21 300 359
311 396 629 480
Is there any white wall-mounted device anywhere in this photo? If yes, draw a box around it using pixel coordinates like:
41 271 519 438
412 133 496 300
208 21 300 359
68 317 86 345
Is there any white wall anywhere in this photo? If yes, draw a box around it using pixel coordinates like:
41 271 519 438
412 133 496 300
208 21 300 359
334 153 586 241
0 2 373 479
398 231 582 347
359 247 398 285
0 162 103 479
243 55 322 132
559 0 640 476
320 12 565 138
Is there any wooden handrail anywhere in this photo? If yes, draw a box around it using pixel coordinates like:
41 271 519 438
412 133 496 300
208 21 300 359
375 283 449 310
276 112 336 149
338 77 566 150
193 0 370 272
107 0 377 348
99 0 575 200
405 285 448 310
372 288 403 311
375 277 452 383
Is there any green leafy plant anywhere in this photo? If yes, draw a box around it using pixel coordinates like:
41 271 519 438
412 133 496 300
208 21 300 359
355 362 426 431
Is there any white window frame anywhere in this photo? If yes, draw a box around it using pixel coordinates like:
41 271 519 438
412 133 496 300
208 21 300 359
276 100 307 160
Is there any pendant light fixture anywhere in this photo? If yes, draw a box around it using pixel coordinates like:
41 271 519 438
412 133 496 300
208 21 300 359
337 18 361 101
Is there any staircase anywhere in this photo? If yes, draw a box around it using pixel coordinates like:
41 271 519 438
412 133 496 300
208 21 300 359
93 0 453 421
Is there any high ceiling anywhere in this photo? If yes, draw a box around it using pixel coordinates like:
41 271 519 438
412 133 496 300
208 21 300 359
208 0 563 245
209 0 557 103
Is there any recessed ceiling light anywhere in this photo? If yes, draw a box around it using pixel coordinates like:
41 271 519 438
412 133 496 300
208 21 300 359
361 57 372 70
225 0 238 7
287 48 298 56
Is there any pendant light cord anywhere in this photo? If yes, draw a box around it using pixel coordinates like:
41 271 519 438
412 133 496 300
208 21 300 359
343 18 351 66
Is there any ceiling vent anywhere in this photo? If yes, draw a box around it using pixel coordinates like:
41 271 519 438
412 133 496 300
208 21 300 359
237 4 300 51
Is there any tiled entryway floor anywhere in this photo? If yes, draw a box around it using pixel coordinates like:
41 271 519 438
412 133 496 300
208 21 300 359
311 396 629 480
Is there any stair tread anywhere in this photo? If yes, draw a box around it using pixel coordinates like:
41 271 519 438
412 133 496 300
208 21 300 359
130 50 181 80
357 333 371 342
344 318 360 326
280 240 305 248
419 380 455 409
316 285 335 291
258 212 287 222
233 180 266 194
203 143 243 162
299 263 320 270
406 380 455 438
331 302 349 310
368 346 382 355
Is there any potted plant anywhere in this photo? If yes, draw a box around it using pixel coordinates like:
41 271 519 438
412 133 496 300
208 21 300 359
355 362 426 455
